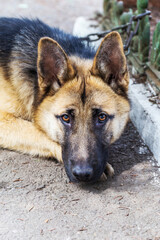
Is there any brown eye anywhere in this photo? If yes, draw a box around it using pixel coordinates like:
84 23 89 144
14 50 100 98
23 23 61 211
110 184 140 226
98 113 107 123
61 114 70 123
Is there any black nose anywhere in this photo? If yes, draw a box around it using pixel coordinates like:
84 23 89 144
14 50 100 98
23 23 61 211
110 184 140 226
72 165 93 182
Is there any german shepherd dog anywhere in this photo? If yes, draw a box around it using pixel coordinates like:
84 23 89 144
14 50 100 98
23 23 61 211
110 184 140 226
0 18 130 183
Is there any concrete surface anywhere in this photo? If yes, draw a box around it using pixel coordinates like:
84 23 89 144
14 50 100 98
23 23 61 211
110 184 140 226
0 1 160 240
1 123 160 240
129 79 160 164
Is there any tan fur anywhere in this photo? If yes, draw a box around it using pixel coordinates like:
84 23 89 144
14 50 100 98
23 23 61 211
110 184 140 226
0 110 62 160
34 72 130 146
0 67 34 120
0 67 62 160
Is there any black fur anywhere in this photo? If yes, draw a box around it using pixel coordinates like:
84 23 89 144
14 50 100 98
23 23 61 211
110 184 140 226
0 18 96 81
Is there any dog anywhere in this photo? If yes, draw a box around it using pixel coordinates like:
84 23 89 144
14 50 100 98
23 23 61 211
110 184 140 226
0 18 130 183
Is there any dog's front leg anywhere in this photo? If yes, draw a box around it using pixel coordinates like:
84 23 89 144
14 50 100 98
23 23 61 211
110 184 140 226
0 111 62 162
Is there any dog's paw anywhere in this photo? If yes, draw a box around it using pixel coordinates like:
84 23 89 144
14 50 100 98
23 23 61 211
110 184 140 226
104 163 114 177
100 163 114 181
100 172 108 181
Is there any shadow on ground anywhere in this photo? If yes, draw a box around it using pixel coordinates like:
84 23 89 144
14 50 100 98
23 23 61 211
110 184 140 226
78 121 159 193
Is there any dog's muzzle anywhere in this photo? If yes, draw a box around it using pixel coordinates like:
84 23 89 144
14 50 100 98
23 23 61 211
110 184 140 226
72 164 93 182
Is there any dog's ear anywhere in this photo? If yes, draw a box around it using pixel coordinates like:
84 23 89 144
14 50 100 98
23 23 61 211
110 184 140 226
37 37 75 91
91 31 129 95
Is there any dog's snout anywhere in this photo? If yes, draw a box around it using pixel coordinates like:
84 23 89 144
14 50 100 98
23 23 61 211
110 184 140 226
72 165 93 182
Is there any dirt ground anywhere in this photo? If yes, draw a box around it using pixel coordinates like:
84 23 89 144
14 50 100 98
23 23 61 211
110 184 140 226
0 1 160 240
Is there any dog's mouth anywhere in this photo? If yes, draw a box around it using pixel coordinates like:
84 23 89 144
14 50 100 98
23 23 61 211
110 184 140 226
66 170 104 183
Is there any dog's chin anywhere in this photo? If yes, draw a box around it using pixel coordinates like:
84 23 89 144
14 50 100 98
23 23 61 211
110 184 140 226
67 173 102 183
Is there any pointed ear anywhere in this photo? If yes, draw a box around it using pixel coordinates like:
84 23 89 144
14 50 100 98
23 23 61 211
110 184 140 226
91 31 129 95
37 37 75 91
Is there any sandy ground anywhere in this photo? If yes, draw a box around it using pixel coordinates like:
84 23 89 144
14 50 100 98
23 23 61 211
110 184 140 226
0 1 160 239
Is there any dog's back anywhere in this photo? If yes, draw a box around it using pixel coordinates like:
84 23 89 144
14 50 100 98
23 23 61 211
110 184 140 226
0 18 95 81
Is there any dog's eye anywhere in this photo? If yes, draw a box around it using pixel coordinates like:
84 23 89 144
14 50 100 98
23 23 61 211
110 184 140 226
61 114 70 124
98 113 108 123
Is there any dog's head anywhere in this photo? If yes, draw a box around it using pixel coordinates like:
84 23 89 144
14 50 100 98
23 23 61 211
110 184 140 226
34 32 130 182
